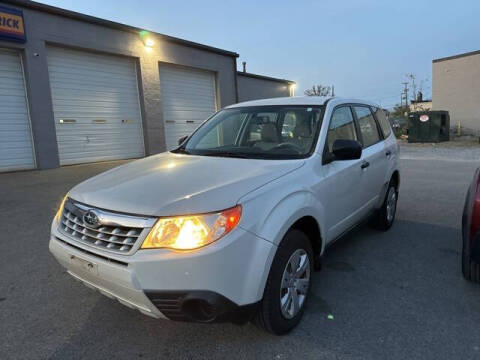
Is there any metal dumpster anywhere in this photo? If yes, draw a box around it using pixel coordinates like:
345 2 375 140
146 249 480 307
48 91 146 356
408 110 450 143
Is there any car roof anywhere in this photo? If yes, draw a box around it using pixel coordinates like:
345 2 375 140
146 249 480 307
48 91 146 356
226 96 379 109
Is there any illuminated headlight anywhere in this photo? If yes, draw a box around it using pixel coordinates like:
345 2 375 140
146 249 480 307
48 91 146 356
55 194 68 221
141 205 242 250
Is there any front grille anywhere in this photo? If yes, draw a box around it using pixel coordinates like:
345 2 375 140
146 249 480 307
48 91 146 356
58 199 155 254
61 209 142 253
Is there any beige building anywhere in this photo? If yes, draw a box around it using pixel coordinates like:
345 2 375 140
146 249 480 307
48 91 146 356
410 100 432 112
432 50 480 135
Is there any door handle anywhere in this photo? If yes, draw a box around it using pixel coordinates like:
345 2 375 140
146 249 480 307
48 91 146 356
361 161 370 169
386 150 391 157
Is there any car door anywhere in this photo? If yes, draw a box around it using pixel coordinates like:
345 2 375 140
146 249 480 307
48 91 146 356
352 105 388 212
318 105 366 243
373 106 398 190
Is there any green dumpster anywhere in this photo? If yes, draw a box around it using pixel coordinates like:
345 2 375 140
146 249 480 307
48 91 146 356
408 111 450 143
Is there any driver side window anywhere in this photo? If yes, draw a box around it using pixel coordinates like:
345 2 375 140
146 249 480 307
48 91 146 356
326 106 358 152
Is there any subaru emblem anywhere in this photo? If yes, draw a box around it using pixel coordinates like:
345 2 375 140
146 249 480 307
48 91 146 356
83 210 100 228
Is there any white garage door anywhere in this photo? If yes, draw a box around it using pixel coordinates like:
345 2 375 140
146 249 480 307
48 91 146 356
47 47 145 165
0 49 35 172
159 65 217 150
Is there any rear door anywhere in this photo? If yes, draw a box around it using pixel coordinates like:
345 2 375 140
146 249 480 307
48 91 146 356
353 105 387 211
373 106 397 190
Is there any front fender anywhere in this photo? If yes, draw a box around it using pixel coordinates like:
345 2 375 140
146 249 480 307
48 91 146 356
239 188 326 251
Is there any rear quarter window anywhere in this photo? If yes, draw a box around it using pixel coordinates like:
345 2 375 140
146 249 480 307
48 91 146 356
353 106 381 148
373 107 392 138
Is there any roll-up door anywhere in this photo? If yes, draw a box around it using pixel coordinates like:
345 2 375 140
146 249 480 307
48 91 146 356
47 46 145 165
159 65 217 150
0 49 35 172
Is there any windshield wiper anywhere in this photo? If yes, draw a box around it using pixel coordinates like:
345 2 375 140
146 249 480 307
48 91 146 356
171 147 191 155
202 152 251 159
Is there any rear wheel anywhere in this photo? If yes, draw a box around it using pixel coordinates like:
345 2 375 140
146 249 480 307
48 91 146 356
254 229 313 335
372 180 398 231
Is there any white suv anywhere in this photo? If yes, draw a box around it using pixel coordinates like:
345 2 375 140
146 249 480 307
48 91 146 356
50 96 399 334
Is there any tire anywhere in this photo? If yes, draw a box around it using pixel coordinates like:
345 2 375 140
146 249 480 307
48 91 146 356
462 222 480 282
372 179 398 231
254 229 313 335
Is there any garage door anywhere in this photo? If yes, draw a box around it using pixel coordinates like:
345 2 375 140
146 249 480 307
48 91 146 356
159 65 217 150
0 49 35 172
47 47 145 165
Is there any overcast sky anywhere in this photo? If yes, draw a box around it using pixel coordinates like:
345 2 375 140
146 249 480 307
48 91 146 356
38 0 480 108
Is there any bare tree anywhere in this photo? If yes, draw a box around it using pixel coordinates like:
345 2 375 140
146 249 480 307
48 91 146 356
304 85 332 97
391 103 409 118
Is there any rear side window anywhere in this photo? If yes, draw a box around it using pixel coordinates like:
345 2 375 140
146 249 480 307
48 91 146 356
373 107 392 138
354 106 380 148
326 106 358 152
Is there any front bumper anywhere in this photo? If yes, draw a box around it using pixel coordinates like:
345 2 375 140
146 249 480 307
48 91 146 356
49 222 276 322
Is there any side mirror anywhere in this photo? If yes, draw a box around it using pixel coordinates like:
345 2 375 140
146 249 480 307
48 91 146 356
178 135 188 146
331 139 362 161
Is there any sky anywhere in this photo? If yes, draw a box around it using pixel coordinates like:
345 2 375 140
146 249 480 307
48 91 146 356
37 0 480 109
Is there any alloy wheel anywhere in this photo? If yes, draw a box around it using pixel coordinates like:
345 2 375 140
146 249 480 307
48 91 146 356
279 249 310 319
386 187 397 222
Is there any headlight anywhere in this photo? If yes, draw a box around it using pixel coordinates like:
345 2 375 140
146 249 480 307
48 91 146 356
141 205 242 250
55 194 68 221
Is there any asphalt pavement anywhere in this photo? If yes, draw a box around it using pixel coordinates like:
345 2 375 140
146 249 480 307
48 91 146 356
1 146 480 360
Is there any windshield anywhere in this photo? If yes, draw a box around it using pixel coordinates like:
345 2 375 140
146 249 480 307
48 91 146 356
173 105 324 159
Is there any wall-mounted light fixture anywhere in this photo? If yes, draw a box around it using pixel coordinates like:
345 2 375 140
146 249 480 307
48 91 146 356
289 83 297 97
140 30 155 50
144 38 155 47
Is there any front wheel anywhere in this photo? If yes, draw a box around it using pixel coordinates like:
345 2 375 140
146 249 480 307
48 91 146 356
254 229 313 335
372 180 398 231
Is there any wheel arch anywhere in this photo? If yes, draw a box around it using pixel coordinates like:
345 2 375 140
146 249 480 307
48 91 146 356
391 170 400 188
377 169 401 209
289 215 323 258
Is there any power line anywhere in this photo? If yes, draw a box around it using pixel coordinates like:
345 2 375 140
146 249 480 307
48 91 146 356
354 91 405 99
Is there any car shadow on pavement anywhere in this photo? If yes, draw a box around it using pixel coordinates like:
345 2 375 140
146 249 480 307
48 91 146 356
42 220 480 360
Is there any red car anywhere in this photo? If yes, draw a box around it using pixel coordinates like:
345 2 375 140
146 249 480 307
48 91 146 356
463 168 480 282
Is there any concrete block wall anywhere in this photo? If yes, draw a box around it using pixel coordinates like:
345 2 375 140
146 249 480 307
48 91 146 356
237 73 293 103
0 0 238 169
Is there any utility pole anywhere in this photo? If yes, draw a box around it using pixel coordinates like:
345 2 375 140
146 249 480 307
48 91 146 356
402 82 409 109
406 74 417 111
407 74 417 101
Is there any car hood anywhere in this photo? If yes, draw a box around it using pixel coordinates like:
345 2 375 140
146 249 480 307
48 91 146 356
69 152 304 216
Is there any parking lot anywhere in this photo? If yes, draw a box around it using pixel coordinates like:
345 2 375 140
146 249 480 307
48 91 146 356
1 144 480 360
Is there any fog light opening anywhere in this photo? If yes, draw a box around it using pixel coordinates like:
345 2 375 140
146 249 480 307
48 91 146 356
182 299 217 323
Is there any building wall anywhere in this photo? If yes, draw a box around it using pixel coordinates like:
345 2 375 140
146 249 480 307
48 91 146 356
0 1 238 169
237 73 292 102
432 53 480 135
